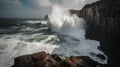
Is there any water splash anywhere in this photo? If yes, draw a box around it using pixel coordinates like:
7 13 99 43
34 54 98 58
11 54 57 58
48 5 108 64
48 5 86 40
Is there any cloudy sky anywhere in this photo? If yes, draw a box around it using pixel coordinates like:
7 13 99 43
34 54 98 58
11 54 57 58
0 0 99 18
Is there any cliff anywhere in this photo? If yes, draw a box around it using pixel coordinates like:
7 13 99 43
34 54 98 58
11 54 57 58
79 0 120 34
78 0 120 65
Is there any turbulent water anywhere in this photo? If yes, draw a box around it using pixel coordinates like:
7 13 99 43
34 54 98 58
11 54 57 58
0 18 107 67
0 6 107 67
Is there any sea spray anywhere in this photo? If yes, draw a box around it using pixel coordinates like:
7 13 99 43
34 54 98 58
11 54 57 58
48 5 86 40
48 5 108 64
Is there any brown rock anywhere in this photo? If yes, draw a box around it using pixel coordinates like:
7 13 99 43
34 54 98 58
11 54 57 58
32 51 47 60
73 56 94 67
12 51 99 67
12 55 34 67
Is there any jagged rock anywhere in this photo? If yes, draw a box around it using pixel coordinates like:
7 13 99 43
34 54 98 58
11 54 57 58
45 15 48 20
96 54 106 60
79 0 120 34
74 0 120 65
12 51 99 67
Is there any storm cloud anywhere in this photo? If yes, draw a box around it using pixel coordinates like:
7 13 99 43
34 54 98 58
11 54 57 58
0 0 99 18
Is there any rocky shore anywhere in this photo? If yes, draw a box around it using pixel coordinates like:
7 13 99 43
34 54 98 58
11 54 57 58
12 51 100 67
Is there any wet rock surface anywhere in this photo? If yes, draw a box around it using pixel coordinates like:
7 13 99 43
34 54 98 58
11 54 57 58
12 51 100 67
74 0 120 66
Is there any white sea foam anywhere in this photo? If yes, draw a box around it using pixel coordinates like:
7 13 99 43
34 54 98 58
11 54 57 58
26 20 48 24
0 33 59 67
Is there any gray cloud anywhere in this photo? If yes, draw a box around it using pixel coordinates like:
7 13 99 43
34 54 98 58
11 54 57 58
0 0 52 18
28 0 52 8
28 0 99 9
0 0 99 18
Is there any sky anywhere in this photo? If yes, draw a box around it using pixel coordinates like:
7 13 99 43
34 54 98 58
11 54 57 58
0 0 99 18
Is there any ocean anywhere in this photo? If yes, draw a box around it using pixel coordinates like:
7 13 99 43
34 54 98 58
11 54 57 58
0 6 108 67
0 18 107 67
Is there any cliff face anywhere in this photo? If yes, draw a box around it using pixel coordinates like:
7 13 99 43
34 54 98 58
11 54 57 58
79 0 120 35
78 0 120 65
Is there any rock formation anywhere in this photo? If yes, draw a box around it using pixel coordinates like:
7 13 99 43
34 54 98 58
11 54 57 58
77 0 120 65
12 51 99 67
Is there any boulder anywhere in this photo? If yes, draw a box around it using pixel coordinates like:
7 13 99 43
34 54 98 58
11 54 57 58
12 51 99 67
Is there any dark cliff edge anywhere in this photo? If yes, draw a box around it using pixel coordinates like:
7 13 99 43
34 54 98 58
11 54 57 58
72 0 120 66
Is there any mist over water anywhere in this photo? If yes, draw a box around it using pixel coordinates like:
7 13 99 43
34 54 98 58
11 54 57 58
48 5 86 40
48 5 107 64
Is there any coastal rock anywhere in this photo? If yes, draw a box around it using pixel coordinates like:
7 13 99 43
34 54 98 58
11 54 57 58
12 51 99 67
71 0 120 65
79 0 120 35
